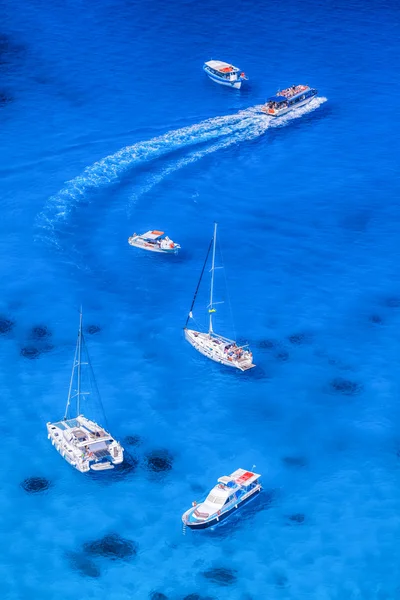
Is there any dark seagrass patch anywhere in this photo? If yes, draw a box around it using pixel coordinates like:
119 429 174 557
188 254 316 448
66 551 101 578
123 434 143 447
83 533 137 561
20 346 41 359
288 513 305 523
21 476 51 493
86 324 101 335
202 566 237 586
282 456 308 468
0 316 14 335
330 377 363 396
31 325 52 339
144 449 174 473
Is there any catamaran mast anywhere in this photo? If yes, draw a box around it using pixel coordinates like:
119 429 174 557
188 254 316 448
76 309 83 416
209 222 217 334
64 309 84 420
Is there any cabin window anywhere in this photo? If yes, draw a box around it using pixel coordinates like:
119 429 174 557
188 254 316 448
207 494 224 505
224 494 235 505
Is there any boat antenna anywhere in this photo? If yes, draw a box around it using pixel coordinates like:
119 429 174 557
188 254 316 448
208 222 217 334
184 236 213 329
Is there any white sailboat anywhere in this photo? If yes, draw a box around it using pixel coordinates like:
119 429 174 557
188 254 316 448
184 223 255 371
46 310 124 473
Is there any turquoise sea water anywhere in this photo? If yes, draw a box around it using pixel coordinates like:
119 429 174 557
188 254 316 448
1 0 400 597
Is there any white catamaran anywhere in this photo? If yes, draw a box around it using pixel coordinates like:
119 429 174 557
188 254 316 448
184 223 255 371
46 310 124 473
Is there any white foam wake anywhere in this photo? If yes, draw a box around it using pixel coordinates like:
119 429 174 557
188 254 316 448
128 97 327 207
37 97 326 242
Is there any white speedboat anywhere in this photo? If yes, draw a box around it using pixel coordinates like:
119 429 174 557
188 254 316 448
261 84 318 117
182 468 262 529
203 60 248 89
184 223 255 371
46 310 124 473
128 230 180 254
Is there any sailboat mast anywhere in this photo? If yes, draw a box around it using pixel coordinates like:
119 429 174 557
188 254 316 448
209 222 217 334
64 312 81 420
76 309 83 416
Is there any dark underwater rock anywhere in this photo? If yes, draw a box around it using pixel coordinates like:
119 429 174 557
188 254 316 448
275 350 289 362
288 513 305 523
150 593 168 600
20 346 41 359
0 316 14 335
288 332 311 345
330 377 362 396
145 449 173 473
86 324 101 335
0 91 12 105
31 325 51 339
273 572 289 587
183 594 215 600
21 476 51 493
369 314 383 324
40 343 54 354
123 434 143 447
0 33 26 68
202 566 237 586
66 551 101 578
83 533 137 561
258 338 277 350
384 296 400 308
282 456 308 468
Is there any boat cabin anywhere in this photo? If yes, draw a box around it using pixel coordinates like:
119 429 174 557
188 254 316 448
265 85 316 112
204 60 240 80
140 230 165 244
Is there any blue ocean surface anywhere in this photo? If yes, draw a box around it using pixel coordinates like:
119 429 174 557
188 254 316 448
1 0 400 597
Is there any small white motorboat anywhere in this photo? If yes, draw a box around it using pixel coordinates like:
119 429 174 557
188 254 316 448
184 223 255 371
261 84 318 117
46 310 124 473
203 60 248 89
128 230 181 254
182 468 262 529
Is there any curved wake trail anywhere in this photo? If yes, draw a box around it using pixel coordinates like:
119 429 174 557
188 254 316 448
37 98 326 244
37 109 258 237
128 97 327 208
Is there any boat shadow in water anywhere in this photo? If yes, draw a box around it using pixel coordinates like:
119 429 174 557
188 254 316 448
195 488 277 539
87 451 139 485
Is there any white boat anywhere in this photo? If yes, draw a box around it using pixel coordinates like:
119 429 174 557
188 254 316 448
128 230 180 254
261 84 318 117
46 310 124 473
184 223 255 371
203 60 248 89
182 468 262 529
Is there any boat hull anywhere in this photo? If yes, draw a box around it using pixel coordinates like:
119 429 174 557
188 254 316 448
46 418 124 474
203 67 242 89
183 487 261 529
261 91 317 117
128 237 180 254
184 329 255 371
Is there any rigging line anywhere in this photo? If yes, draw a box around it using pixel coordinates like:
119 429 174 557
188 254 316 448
184 236 213 328
84 338 109 430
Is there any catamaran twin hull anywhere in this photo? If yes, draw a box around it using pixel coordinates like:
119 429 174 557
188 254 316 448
184 329 255 371
47 416 124 473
